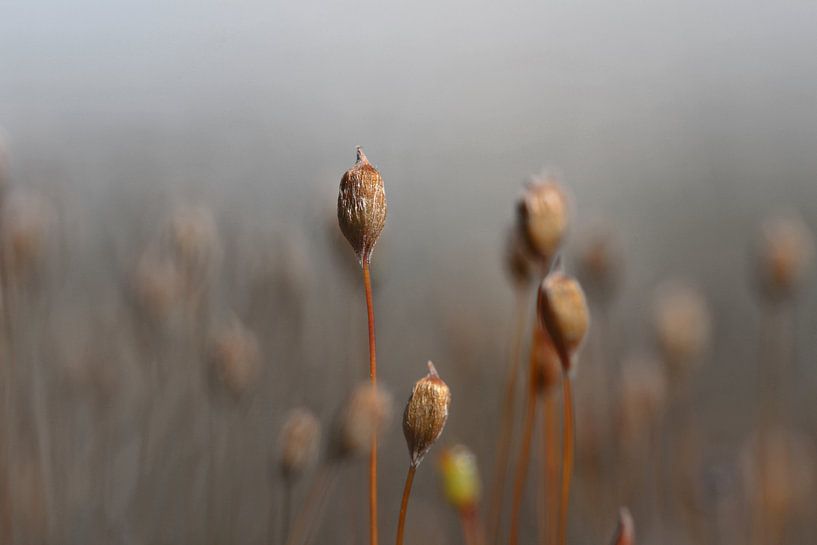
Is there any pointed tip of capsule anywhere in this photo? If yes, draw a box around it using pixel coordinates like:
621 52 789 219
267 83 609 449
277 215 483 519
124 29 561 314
355 146 369 164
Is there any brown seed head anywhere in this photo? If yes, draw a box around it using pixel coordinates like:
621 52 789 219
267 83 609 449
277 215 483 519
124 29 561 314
336 383 393 459
170 203 220 278
1 190 52 280
403 361 452 467
337 146 387 264
617 355 667 451
538 272 590 370
516 179 568 263
755 213 813 301
210 318 260 398
133 251 182 320
577 226 620 302
652 281 710 376
279 408 321 480
609 507 635 545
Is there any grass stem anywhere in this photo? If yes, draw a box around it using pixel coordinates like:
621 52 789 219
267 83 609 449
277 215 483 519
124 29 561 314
362 259 379 545
395 465 416 545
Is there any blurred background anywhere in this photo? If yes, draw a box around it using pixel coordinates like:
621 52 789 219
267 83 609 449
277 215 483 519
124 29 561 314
1 1 817 544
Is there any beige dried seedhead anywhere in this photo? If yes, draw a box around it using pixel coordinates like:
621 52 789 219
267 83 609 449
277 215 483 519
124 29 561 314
279 408 321 480
439 444 481 510
577 226 620 302
516 178 568 263
755 213 814 301
403 361 452 467
617 355 667 451
210 318 260 398
336 383 393 459
1 190 52 281
337 146 387 265
133 250 182 320
537 271 590 370
169 203 220 287
652 281 710 377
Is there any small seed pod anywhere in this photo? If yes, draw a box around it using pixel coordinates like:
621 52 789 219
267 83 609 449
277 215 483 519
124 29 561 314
516 179 568 263
616 355 667 452
439 445 480 510
504 227 536 290
169 203 220 289
335 383 393 460
210 318 260 399
608 508 634 545
279 408 321 480
337 146 387 264
133 251 182 320
755 213 813 301
652 281 710 378
403 362 452 467
1 190 52 281
537 272 590 370
577 226 620 304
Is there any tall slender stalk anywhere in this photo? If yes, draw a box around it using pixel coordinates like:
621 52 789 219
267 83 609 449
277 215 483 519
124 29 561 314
362 259 379 545
395 465 416 545
508 376 536 545
542 394 557 545
557 376 574 545
488 290 528 544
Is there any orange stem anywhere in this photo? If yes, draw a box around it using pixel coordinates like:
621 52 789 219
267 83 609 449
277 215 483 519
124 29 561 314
395 465 416 545
508 380 536 545
488 290 527 544
362 260 379 545
557 376 574 545
543 394 557 545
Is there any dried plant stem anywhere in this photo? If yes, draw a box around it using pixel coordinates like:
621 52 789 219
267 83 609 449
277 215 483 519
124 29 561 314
362 259 379 545
488 290 528 544
395 465 416 545
542 394 557 545
557 376 574 545
508 379 536 545
285 464 338 545
279 479 293 545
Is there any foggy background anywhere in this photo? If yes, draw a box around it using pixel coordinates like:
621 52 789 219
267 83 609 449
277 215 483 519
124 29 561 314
1 1 817 544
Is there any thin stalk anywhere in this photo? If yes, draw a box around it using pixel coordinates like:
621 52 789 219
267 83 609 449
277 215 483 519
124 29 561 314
395 465 416 545
460 505 484 545
278 479 293 545
284 464 337 545
543 394 557 545
362 259 378 545
557 376 574 545
508 378 536 545
488 289 528 544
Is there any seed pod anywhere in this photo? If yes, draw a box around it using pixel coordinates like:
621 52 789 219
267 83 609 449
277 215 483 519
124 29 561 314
337 147 387 264
170 203 220 288
755 213 813 301
616 355 667 452
516 179 568 263
577 226 620 303
1 190 52 281
279 408 321 480
403 362 452 467
133 250 182 320
652 281 710 377
335 383 393 460
537 272 589 370
210 318 260 399
608 508 634 545
439 445 480 510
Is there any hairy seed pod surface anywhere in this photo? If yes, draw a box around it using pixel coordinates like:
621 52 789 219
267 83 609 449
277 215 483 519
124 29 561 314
439 445 480 510
337 383 393 459
279 408 321 480
337 146 387 264
403 361 451 467
516 179 568 263
538 272 589 367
